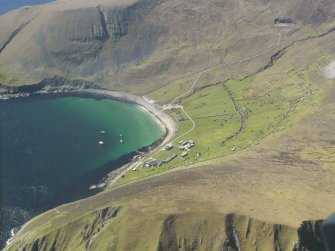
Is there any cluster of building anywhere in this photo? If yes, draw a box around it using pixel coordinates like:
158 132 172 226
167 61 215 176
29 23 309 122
142 139 196 167
274 18 293 24
143 152 177 167
177 140 195 151
164 140 195 152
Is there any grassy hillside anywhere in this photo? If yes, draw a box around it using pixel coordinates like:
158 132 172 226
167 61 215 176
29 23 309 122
7 24 335 251
5 206 309 251
111 26 334 188
2 0 335 250
0 0 334 91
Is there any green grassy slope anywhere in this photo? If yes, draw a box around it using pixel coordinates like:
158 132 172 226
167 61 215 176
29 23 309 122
0 0 334 91
7 25 335 251
3 0 335 250
5 205 311 251
112 36 331 187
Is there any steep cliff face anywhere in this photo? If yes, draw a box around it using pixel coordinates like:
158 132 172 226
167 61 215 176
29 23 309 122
156 214 325 251
11 206 121 251
7 208 326 251
295 220 325 251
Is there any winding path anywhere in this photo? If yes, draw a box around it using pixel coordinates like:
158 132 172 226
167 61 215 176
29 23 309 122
167 0 282 142
110 0 283 186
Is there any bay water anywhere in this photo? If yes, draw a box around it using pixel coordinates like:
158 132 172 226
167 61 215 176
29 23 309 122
0 95 164 247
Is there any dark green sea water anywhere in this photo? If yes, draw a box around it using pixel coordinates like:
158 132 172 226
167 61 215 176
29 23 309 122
0 95 164 247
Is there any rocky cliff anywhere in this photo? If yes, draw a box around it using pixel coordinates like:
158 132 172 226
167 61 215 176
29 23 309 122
6 206 326 251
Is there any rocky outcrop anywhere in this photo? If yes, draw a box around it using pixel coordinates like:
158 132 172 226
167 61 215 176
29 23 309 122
295 220 324 251
13 206 121 251
0 76 99 99
11 212 327 251
81 206 120 249
156 213 325 251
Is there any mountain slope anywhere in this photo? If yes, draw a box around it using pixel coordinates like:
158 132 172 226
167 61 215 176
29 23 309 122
0 0 334 92
5 207 325 251
2 0 335 250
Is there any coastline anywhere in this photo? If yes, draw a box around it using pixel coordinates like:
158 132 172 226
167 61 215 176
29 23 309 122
0 77 176 146
1 77 176 248
0 78 175 145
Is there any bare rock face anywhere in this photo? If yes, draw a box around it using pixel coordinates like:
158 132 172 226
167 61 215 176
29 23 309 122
296 220 324 251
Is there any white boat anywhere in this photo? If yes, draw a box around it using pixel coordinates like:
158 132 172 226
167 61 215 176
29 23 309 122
98 141 104 145
97 183 105 188
89 185 97 190
120 139 124 143
120 134 123 137
100 130 106 134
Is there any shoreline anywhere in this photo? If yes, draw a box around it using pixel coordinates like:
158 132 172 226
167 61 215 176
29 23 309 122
0 79 176 146
0 80 175 145
0 83 176 179
1 77 176 248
